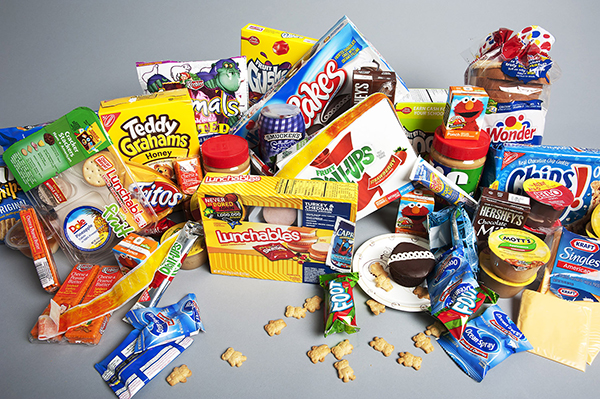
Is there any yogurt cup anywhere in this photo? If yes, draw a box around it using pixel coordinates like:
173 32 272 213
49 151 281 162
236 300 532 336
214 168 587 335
479 261 535 298
487 228 551 283
5 219 60 258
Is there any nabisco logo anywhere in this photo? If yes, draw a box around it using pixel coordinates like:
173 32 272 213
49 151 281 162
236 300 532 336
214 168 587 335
100 112 120 132
570 238 599 253
204 174 261 184
287 59 346 127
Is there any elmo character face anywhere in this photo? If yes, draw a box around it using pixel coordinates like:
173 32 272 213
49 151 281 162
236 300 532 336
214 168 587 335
400 203 429 232
453 96 484 130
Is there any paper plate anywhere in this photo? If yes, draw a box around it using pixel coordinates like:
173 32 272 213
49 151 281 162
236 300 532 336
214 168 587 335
352 233 430 312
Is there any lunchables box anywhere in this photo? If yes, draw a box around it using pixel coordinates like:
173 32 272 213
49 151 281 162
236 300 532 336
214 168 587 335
135 58 249 142
98 89 200 177
395 88 447 156
2 107 158 265
241 23 316 105
275 93 418 220
442 86 489 140
196 173 358 283
232 15 409 148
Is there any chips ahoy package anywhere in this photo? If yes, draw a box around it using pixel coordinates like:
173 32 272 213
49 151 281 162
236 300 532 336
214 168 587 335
483 143 600 229
231 15 409 148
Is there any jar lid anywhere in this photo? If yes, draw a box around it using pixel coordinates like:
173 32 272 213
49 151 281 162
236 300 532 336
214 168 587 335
202 135 249 169
432 125 490 160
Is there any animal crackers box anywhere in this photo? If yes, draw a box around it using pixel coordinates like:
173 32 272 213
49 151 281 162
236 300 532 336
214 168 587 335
196 173 358 283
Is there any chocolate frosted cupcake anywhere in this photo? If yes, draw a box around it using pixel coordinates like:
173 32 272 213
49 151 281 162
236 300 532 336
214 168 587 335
387 242 435 287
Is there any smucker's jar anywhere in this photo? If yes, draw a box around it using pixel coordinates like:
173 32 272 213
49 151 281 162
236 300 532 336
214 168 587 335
429 125 490 196
201 134 250 175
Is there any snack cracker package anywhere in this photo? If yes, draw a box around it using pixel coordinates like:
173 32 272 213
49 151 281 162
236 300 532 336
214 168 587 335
3 107 158 265
464 26 561 145
320 272 360 337
136 58 248 142
232 16 409 148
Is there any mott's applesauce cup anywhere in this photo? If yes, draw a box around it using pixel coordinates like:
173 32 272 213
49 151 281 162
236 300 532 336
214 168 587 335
258 103 305 168
487 228 551 283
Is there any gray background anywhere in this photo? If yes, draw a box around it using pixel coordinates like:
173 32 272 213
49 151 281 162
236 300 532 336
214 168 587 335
1 1 599 398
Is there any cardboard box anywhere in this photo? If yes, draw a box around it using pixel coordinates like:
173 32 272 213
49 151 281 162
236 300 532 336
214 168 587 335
442 86 489 140
395 188 435 237
241 23 316 105
232 16 409 149
275 93 417 220
98 89 200 175
196 173 358 283
395 88 446 156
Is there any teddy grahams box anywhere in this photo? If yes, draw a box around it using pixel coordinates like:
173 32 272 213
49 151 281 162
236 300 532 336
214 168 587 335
196 173 358 283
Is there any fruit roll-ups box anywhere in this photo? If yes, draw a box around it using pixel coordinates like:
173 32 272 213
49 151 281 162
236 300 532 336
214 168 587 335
30 264 100 342
231 16 409 148
65 265 124 345
196 173 358 283
241 23 317 106
2 107 158 266
275 93 418 220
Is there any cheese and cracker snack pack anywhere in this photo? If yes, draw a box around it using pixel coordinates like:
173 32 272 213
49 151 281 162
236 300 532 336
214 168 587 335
136 58 248 142
196 173 358 283
232 16 409 149
241 23 316 105
3 107 158 265
98 89 200 177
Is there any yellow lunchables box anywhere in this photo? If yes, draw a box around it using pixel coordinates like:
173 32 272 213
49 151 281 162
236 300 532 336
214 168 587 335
241 23 316 105
98 89 200 180
196 173 358 283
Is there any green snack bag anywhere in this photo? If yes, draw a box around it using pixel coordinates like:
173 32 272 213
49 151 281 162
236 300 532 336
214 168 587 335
319 272 360 337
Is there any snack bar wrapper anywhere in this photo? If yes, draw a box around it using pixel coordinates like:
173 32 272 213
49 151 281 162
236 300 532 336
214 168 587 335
320 272 360 337
463 26 561 145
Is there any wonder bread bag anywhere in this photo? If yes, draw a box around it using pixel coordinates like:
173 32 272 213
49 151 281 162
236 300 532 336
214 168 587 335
2 107 158 265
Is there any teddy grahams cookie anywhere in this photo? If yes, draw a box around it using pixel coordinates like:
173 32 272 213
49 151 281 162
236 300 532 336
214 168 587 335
264 319 287 336
425 320 447 338
369 337 394 357
303 295 323 313
334 359 356 382
366 299 386 315
397 352 422 370
369 261 387 277
166 365 191 385
221 347 247 367
285 305 307 319
412 332 434 354
413 286 430 300
374 274 393 292
331 339 353 360
307 344 330 363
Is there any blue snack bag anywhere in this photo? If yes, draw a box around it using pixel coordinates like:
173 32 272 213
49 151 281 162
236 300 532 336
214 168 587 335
438 304 532 382
95 329 193 398
126 293 204 353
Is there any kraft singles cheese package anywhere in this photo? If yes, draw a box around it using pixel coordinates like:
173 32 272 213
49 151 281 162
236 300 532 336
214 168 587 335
231 15 409 148
483 142 600 228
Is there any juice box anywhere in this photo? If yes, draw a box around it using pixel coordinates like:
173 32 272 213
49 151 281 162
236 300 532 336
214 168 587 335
196 173 358 283
395 188 435 238
113 232 159 274
98 89 200 178
241 23 316 105
395 88 446 156
442 86 489 140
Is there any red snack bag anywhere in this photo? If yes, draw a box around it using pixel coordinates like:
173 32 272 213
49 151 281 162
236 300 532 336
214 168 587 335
253 243 295 261
174 156 203 195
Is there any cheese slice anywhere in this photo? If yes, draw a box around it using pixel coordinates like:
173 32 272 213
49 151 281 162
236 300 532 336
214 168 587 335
517 289 592 371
